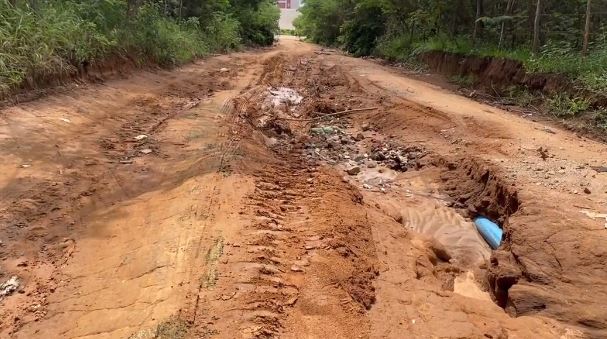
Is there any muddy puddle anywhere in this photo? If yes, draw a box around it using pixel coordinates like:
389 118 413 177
345 166 493 301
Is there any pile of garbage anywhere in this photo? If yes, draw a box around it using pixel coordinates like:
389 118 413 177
305 124 426 174
265 87 303 110
304 124 359 165
0 276 19 299
369 142 425 171
252 87 304 134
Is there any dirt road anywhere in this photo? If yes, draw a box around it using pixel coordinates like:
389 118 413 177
1 37 605 338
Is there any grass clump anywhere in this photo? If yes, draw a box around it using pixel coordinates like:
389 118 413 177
547 94 591 117
595 109 607 132
155 317 189 339
449 75 476 87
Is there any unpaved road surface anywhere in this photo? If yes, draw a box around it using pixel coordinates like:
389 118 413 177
1 37 606 338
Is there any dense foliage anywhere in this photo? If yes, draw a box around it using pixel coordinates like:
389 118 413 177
0 0 279 94
295 0 607 91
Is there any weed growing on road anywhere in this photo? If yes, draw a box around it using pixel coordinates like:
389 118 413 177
155 317 189 339
201 237 224 288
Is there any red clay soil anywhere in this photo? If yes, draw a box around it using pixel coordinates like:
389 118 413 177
420 50 572 93
0 37 605 339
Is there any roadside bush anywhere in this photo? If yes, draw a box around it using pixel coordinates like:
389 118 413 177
294 0 345 46
505 86 536 107
128 4 208 65
0 0 278 96
340 1 385 56
375 33 413 61
232 0 279 46
595 108 607 131
0 0 114 91
449 75 476 87
202 14 241 52
547 94 591 117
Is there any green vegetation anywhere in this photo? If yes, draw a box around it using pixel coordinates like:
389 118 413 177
0 0 279 95
295 0 607 92
280 28 297 36
595 109 607 131
201 236 223 288
547 94 591 117
504 86 536 107
449 74 476 88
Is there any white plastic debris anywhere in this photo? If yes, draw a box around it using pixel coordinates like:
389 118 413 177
59 118 71 123
134 134 148 141
0 276 20 298
267 87 303 107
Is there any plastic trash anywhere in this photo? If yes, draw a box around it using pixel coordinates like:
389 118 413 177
310 126 338 135
474 216 503 249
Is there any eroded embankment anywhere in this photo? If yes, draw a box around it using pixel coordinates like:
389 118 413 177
419 50 607 108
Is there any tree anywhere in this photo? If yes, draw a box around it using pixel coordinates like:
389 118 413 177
473 0 483 44
498 0 516 49
532 0 542 54
582 0 591 55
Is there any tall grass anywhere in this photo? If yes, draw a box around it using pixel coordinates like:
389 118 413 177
127 6 210 66
0 0 243 95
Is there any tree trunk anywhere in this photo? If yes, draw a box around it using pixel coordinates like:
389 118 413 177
527 0 535 41
532 0 542 54
582 0 592 55
499 0 516 49
473 0 483 44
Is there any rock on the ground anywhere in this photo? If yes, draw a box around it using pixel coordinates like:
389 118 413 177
346 166 361 175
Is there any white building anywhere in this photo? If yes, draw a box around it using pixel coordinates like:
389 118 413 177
277 0 303 10
278 0 303 30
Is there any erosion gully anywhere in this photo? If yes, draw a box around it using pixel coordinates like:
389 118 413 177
0 37 605 338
